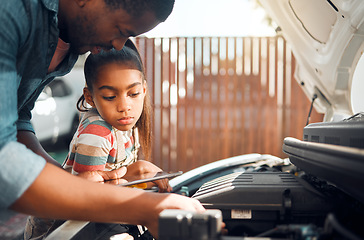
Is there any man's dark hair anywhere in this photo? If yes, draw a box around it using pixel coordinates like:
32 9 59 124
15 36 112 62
104 0 175 22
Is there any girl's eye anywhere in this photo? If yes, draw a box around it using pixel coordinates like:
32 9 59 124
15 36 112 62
130 92 140 98
103 96 116 101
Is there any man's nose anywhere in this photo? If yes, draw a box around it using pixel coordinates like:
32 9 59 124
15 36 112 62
112 38 128 51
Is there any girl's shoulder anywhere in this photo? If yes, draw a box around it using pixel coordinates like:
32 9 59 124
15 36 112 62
78 109 113 134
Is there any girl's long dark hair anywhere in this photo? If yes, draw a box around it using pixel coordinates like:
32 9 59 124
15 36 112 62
78 40 152 161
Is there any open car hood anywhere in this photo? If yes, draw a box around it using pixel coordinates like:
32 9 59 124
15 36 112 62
259 0 364 121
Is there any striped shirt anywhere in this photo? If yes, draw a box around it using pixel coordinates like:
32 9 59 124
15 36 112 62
63 109 140 174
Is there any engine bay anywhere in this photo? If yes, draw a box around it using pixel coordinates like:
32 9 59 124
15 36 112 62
160 162 364 240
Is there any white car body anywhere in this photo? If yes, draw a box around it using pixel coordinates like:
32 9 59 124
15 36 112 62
31 67 84 143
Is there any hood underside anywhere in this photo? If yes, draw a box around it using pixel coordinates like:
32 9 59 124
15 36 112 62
259 0 364 121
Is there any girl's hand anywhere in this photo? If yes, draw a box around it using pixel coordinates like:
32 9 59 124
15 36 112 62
124 160 173 192
151 177 173 193
77 167 128 184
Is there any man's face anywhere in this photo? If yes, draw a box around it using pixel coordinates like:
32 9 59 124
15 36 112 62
63 2 161 54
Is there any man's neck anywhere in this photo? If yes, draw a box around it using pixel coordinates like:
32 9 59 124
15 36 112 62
57 0 68 43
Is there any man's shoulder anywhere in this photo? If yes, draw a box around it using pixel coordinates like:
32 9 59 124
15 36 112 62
0 1 28 24
0 0 58 38
0 0 57 14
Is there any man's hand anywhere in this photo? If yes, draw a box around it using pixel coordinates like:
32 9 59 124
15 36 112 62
77 167 128 184
143 193 206 237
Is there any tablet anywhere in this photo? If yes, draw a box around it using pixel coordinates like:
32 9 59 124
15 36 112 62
119 171 183 187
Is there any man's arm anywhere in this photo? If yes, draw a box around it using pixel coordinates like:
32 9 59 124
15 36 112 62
17 130 61 167
10 163 205 238
17 130 130 182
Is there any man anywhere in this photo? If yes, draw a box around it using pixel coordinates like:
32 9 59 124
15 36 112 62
0 0 205 238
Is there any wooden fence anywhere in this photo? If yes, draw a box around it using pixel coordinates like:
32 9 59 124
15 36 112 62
135 36 323 172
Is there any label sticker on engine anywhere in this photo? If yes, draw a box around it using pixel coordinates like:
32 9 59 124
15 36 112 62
231 209 252 219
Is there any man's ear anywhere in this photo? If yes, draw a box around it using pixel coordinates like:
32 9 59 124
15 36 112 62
74 0 88 7
83 87 95 107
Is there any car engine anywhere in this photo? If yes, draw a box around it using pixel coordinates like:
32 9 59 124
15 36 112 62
159 165 364 240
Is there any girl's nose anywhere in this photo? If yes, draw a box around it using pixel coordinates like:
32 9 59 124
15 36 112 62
117 99 131 113
112 38 128 51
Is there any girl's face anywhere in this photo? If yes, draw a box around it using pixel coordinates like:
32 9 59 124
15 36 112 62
84 63 146 131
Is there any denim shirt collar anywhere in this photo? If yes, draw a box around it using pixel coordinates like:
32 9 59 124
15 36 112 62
41 0 59 13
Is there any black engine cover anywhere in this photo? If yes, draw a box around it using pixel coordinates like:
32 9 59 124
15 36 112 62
192 171 332 236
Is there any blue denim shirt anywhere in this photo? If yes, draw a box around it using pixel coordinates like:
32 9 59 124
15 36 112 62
0 0 78 209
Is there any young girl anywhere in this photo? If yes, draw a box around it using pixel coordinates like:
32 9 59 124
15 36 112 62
25 41 171 240
63 40 171 192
